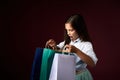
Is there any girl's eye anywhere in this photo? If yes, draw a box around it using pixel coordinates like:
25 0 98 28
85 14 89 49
69 29 73 31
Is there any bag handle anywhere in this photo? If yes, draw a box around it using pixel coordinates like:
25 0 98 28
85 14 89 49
61 46 71 55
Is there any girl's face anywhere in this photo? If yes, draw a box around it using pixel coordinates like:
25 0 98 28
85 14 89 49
65 23 79 41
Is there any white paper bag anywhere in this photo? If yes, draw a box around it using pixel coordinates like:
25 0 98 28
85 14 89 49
49 53 76 80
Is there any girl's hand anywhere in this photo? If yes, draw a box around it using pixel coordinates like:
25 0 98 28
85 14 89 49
45 39 57 50
64 44 78 53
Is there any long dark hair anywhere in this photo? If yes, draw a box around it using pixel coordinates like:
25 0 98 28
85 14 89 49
64 14 91 45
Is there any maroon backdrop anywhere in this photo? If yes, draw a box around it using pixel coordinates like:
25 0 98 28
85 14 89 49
1 0 120 80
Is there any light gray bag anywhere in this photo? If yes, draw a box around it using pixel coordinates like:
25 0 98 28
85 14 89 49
49 53 76 80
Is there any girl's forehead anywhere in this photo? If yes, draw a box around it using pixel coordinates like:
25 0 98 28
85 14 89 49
65 23 73 28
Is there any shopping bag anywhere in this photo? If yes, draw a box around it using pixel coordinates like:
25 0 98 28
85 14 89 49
40 48 55 80
49 53 76 80
31 48 43 80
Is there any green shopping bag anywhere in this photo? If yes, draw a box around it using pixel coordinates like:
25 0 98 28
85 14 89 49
40 48 55 80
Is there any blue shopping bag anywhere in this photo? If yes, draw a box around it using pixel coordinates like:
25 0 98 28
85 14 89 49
31 48 43 80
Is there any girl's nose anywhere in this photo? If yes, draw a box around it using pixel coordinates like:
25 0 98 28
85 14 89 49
67 31 70 35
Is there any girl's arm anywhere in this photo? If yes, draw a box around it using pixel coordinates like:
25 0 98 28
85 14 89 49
64 44 96 67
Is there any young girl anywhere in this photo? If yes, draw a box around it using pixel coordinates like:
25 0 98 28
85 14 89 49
45 14 98 80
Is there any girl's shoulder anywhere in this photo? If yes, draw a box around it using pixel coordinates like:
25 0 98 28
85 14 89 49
80 41 93 48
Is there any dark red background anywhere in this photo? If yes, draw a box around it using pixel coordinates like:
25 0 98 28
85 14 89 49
1 0 120 80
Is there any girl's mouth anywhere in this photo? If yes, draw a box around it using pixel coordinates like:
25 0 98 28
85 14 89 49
70 36 73 39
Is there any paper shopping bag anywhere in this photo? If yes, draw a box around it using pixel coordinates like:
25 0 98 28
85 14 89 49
40 48 55 80
49 53 76 80
31 48 43 80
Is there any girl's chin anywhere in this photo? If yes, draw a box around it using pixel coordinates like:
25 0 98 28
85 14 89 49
70 38 75 41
